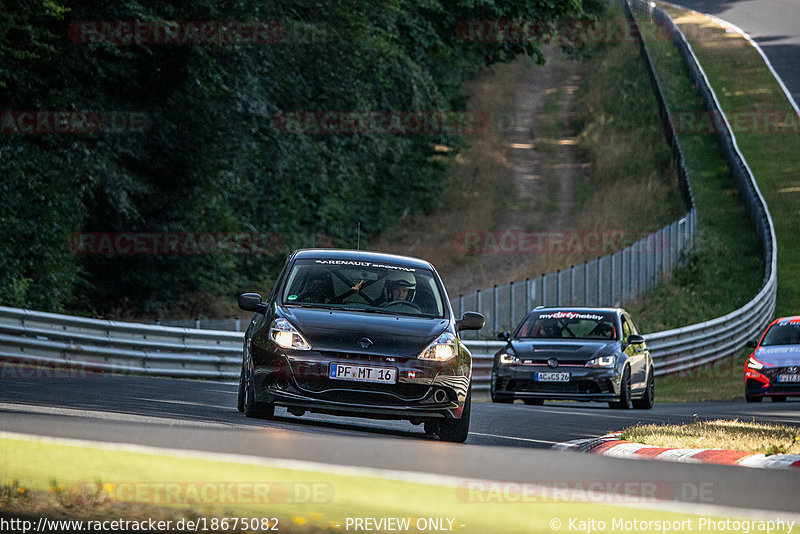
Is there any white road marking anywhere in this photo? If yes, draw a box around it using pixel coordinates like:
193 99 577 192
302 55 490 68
470 432 559 445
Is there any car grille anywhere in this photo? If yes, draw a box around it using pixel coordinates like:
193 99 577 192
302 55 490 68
293 377 432 403
518 358 587 366
318 351 412 364
505 378 607 395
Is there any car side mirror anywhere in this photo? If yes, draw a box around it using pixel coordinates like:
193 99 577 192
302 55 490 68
457 312 485 332
746 340 758 348
238 292 267 313
628 334 645 345
497 330 511 341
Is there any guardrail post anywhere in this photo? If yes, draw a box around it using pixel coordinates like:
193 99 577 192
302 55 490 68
509 281 515 328
493 285 498 333
541 274 547 307
610 254 616 306
584 262 589 306
596 258 602 307
556 270 561 306
525 278 531 312
569 265 575 305
621 250 628 306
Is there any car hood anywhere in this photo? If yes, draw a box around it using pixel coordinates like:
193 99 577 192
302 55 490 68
281 306 449 357
509 339 617 362
754 345 800 367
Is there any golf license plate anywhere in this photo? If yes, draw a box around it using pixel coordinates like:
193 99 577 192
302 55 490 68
329 363 397 384
535 372 570 382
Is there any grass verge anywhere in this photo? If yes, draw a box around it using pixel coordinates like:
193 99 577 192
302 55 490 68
661 4 800 317
0 434 768 533
622 12 763 333
621 419 800 455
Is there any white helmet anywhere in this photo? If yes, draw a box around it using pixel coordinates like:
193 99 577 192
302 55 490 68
385 271 416 300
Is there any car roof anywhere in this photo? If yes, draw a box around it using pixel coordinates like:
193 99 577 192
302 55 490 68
528 307 626 316
291 248 434 270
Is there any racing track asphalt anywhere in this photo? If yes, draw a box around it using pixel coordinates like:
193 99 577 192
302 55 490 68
673 0 800 107
2 372 800 513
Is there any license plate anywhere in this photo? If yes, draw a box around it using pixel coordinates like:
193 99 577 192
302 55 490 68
777 374 800 383
329 363 397 384
535 372 570 382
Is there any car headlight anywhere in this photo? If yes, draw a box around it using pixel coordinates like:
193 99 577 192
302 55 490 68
586 354 616 368
746 355 764 370
419 332 456 362
269 318 311 350
498 350 520 364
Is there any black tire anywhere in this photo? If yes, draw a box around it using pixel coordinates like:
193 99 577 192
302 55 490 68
490 376 513 403
633 367 655 409
609 366 633 409
237 365 245 412
423 420 438 436
772 395 788 402
438 389 471 443
243 366 274 419
523 399 544 406
745 394 762 403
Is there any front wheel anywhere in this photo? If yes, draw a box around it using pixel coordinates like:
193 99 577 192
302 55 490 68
438 389 471 443
609 366 633 409
237 365 245 412
745 394 762 403
632 367 655 409
243 367 275 419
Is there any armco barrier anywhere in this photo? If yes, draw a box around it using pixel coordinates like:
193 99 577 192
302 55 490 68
0 2 777 388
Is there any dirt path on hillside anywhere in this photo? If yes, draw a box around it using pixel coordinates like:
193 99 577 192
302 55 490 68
373 47 588 296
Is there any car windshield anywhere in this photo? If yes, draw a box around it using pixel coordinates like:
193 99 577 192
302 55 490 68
515 311 618 340
281 259 446 318
761 322 800 346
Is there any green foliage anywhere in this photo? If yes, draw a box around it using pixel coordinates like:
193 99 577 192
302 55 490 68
1 0 603 316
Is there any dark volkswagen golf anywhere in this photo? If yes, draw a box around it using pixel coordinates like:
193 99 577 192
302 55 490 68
491 307 654 409
237 249 485 442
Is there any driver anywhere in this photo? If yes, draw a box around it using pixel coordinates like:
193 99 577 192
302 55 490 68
383 271 416 303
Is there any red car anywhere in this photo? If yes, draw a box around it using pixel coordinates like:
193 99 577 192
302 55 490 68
745 316 800 402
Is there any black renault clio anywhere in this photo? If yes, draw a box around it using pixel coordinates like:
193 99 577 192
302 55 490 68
237 249 485 442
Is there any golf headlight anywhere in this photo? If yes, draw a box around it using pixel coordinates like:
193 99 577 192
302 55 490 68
586 354 616 368
746 356 764 370
269 318 311 350
499 350 519 364
419 333 456 362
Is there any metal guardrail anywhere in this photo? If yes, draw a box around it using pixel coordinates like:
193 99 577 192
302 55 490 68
624 0 777 375
0 1 777 388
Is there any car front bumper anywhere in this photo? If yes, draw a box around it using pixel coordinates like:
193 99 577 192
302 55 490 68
251 349 470 420
491 364 621 401
745 366 800 398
